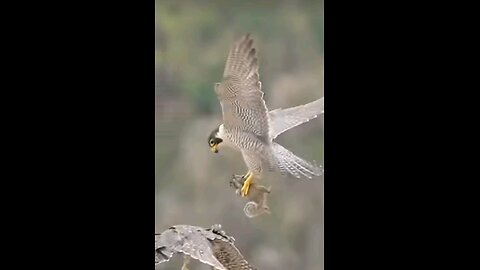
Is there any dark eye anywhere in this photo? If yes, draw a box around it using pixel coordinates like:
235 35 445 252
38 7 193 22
209 139 214 146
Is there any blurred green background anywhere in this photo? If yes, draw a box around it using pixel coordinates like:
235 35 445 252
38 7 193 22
155 1 324 269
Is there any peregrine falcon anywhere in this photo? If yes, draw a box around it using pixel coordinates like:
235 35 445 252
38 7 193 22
155 224 257 270
208 34 324 197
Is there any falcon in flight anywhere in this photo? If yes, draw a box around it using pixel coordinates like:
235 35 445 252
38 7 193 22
208 34 324 197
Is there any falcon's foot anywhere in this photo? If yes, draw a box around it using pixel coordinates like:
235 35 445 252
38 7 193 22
240 172 254 197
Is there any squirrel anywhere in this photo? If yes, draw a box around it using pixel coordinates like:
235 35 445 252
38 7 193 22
230 174 271 218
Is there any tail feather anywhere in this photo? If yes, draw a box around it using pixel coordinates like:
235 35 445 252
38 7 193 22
272 143 323 179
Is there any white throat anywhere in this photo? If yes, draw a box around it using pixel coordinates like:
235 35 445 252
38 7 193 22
218 124 226 139
217 124 234 148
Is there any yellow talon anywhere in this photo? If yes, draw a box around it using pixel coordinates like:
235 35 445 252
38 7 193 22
241 172 253 197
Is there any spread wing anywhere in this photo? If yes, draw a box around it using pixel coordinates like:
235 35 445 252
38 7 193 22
214 34 270 143
269 97 324 139
155 225 227 270
155 224 257 270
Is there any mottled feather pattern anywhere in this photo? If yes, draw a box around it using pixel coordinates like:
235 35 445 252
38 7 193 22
155 225 227 270
211 239 257 270
155 225 256 270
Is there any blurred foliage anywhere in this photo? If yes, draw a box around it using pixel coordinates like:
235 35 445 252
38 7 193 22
156 1 324 270
155 0 323 113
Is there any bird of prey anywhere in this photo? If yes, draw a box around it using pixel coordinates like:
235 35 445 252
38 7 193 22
155 224 257 270
208 33 324 197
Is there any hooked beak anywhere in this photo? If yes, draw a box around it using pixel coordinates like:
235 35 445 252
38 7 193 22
211 144 219 153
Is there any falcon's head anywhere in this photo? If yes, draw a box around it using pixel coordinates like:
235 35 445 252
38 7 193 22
207 124 224 153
